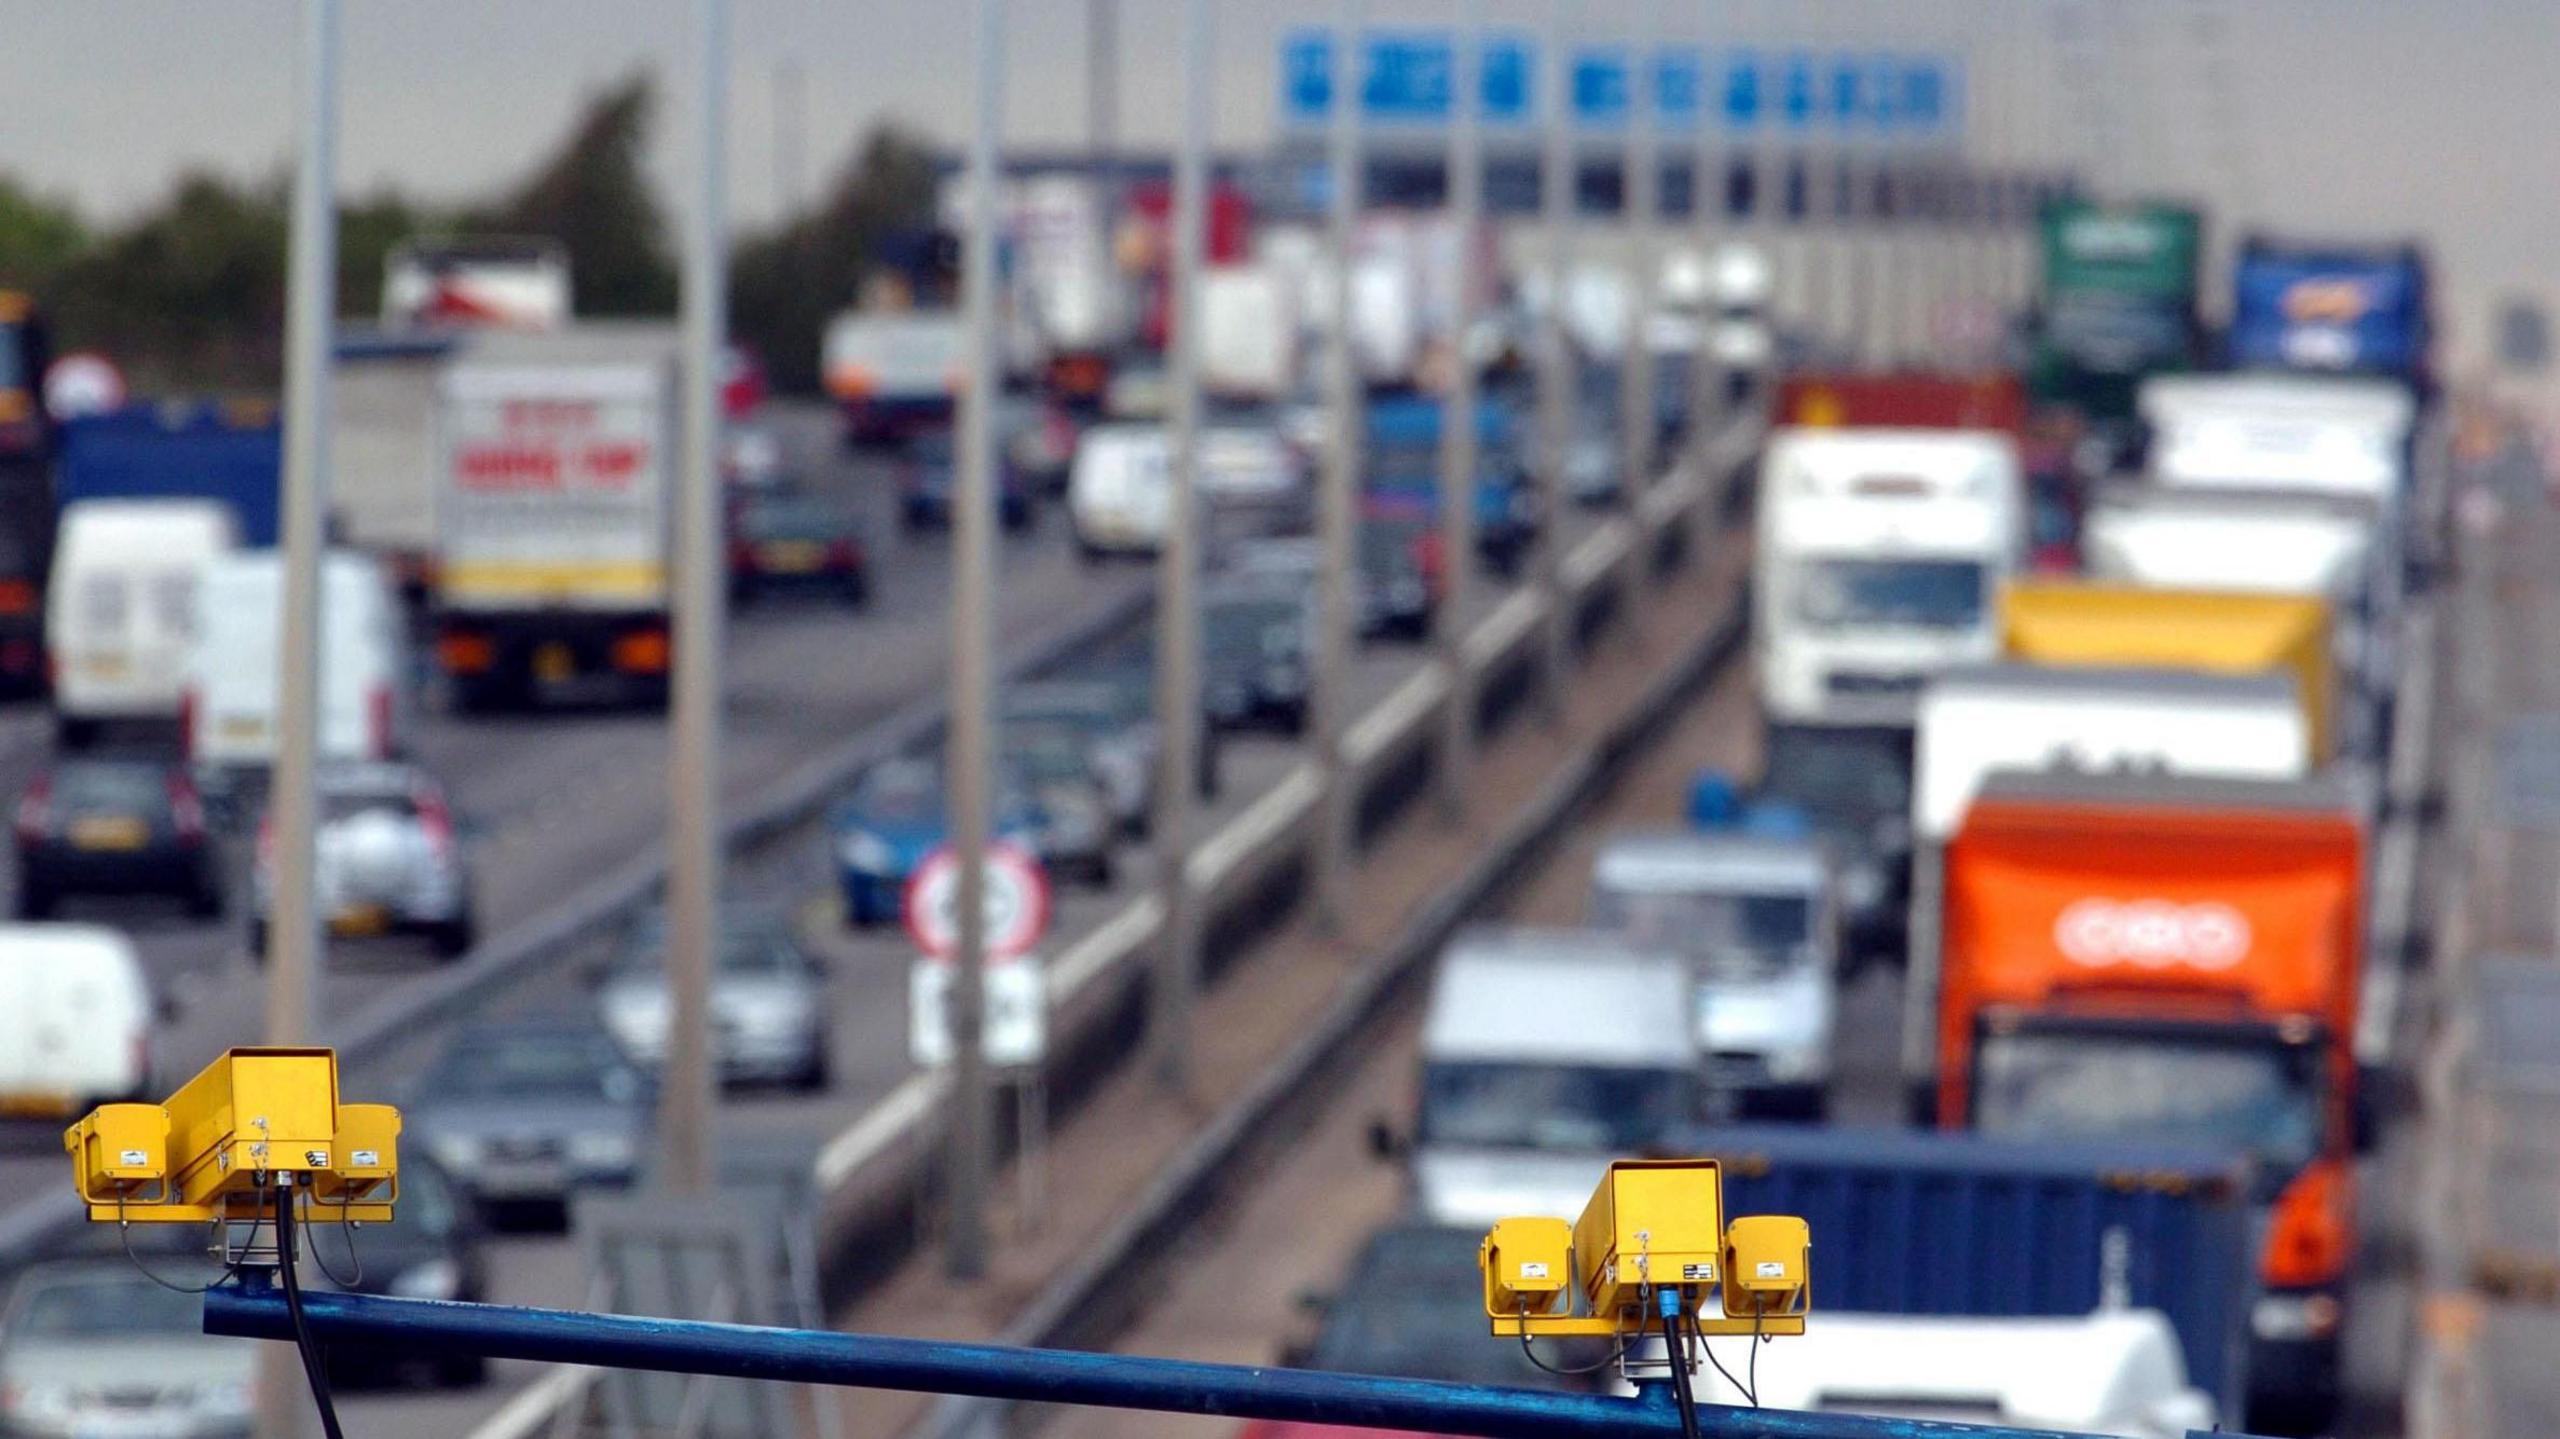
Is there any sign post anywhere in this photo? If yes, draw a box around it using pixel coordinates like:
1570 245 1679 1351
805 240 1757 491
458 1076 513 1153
907 842 1053 1235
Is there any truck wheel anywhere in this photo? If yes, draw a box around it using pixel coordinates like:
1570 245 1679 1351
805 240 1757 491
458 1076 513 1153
16 882 52 920
186 881 225 921
54 715 97 750
432 911 477 960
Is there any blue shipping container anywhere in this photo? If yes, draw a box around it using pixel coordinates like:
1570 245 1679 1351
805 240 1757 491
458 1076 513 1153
57 403 282 547
2229 242 2429 381
1682 1123 2258 1422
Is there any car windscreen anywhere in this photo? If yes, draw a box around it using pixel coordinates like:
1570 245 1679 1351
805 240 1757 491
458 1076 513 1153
853 763 943 822
738 499 843 539
1205 595 1303 656
1759 726 1914 821
11 1277 199 1337
321 789 420 825
52 763 167 813
426 1034 625 1102
1589 884 1813 970
1417 1060 1694 1153
1971 1026 2324 1181
1791 557 1988 631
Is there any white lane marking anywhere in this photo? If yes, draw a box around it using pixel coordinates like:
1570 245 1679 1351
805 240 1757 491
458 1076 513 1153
465 1365 594 1439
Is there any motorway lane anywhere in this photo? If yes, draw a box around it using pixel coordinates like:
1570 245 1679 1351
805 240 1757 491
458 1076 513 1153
320 500 1623 1439
0 399 1149 1210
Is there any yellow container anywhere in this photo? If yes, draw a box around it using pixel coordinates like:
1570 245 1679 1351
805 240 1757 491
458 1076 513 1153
2001 582 2337 759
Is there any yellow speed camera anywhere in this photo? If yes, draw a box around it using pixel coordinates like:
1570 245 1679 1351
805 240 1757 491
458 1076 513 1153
1477 1157 1808 1342
65 1047 400 1225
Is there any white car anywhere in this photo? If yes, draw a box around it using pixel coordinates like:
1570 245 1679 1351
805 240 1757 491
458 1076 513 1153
254 761 476 959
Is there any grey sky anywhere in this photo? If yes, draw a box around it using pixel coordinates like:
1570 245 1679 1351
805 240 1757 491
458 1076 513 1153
5 1 2556 379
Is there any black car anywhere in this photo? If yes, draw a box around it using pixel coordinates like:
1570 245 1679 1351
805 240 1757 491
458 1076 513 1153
895 431 1032 533
1357 510 1440 641
1202 577 1312 735
13 755 221 918
1287 1224 1597 1389
320 1152 493 1388
728 490 869 605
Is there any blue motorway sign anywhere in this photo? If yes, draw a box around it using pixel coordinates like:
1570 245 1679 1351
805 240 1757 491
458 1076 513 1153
1280 29 1534 126
1279 32 1957 138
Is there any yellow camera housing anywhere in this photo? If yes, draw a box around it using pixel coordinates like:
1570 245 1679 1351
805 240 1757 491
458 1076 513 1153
63 1047 397 1225
1477 1156 1808 1343
1480 1216 1573 1318
1722 1214 1810 1319
1574 1159 1725 1318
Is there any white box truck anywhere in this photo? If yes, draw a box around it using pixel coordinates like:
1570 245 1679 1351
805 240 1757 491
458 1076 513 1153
1752 427 2027 732
430 327 676 711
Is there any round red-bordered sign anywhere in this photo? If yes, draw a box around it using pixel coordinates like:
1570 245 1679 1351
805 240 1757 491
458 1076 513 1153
902 841 1051 963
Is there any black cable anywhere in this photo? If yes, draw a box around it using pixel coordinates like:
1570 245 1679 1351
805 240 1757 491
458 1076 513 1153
303 1194 365 1290
1660 1306 1703 1439
1697 1315 1756 1409
1512 1300 1635 1377
117 1195 263 1296
1747 1306 1766 1408
274 1180 349 1439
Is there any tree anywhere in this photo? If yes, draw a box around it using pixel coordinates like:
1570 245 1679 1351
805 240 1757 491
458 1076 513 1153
0 177 87 293
729 123 939 393
51 170 288 390
466 72 676 316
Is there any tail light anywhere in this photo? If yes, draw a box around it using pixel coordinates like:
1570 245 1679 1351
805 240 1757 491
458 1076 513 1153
826 538 862 570
255 815 274 875
727 539 756 571
437 630 496 675
0 578 35 615
2261 1156 2353 1289
14 773 50 843
1413 532 1447 593
177 686 197 760
166 770 205 845
413 783 457 861
366 683 394 760
611 627 670 674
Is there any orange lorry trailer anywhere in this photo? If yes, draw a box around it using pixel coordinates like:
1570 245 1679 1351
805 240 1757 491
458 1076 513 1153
1935 768 2364 1429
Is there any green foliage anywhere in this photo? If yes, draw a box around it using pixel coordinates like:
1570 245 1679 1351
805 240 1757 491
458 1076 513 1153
730 124 938 393
0 71 936 393
462 72 676 317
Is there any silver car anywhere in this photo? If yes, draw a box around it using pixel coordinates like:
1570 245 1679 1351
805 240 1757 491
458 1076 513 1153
1004 681 1156 837
252 760 476 959
597 911 833 1091
404 1022 652 1217
1003 724 1117 888
0 1262 256 1439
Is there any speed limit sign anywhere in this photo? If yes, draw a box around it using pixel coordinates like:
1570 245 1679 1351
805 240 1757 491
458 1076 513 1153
902 842 1051 963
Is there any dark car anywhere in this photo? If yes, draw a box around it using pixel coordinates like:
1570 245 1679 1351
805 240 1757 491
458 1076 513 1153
1202 576 1313 735
728 490 869 605
1356 504 1443 641
1285 1224 1597 1390
319 1152 493 1388
13 755 220 918
404 1022 652 1225
895 431 1032 534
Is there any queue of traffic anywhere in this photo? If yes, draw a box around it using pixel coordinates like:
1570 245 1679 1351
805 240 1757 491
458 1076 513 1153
1268 209 2438 1439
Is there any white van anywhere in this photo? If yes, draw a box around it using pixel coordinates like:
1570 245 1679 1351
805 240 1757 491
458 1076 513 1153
1070 424 1306 560
1725 1310 2216 1437
1753 428 2027 730
184 550 411 780
0 923 155 1116
47 499 239 746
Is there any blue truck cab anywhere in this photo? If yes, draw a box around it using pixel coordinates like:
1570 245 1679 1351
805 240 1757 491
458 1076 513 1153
2229 237 2432 388
1362 395 1537 577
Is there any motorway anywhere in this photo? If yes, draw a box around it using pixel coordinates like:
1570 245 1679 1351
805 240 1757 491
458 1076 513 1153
0 390 1645 1435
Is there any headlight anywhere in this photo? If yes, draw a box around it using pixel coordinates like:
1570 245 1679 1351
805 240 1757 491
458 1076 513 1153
2251 1292 2341 1341
428 1133 482 1169
390 1257 464 1301
1842 862 1888 912
1763 1044 1828 1083
838 831 896 873
568 1131 635 1170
